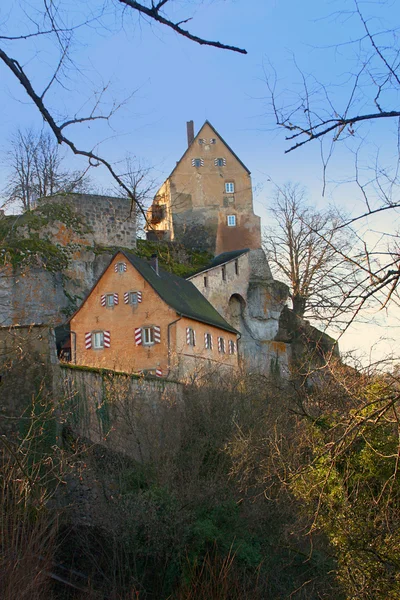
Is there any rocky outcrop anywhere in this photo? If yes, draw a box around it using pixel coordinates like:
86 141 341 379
0 194 136 326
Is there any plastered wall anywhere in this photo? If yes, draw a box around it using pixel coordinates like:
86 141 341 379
70 252 238 377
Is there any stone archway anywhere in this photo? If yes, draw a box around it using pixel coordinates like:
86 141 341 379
228 293 246 330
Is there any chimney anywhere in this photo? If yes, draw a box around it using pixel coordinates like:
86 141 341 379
186 120 194 147
150 253 159 276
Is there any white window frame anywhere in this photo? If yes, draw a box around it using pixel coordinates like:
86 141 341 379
215 158 226 167
142 326 155 346
227 215 236 227
198 138 207 145
225 182 235 194
106 294 114 307
218 337 226 354
229 340 236 355
192 158 203 167
93 331 104 349
117 262 125 273
210 138 216 144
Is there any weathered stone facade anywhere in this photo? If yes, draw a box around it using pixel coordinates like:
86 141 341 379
43 193 137 248
0 194 136 326
145 121 262 254
188 249 292 377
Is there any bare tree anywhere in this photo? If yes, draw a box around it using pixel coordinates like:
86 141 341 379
0 2 246 219
3 129 91 212
266 0 400 312
263 183 359 324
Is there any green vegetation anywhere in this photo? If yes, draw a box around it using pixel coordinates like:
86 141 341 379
0 202 90 272
94 239 213 278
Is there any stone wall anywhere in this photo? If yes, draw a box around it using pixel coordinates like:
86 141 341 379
0 324 59 440
61 365 183 462
0 323 183 461
43 193 137 248
1 193 137 326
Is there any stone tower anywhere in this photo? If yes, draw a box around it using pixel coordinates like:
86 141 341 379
145 121 261 254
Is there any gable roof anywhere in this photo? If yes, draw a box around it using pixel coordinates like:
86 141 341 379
69 251 238 335
166 120 251 181
187 248 250 278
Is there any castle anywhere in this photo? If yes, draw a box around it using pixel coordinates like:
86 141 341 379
0 122 336 379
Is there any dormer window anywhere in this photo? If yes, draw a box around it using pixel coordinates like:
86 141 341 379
115 262 127 273
225 182 235 194
214 158 226 167
192 158 204 167
227 215 236 227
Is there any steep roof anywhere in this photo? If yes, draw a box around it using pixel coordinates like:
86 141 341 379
122 252 238 334
187 249 250 278
69 251 238 335
166 120 251 180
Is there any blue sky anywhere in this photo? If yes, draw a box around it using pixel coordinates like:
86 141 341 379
1 0 399 360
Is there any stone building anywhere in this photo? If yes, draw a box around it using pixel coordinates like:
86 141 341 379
188 249 291 376
145 121 261 254
69 251 239 380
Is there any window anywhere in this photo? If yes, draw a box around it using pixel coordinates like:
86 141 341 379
191 158 204 167
225 182 235 193
235 260 239 275
218 337 225 354
204 276 207 288
129 292 138 305
227 215 236 227
106 294 114 307
93 332 104 349
214 158 226 167
229 340 236 355
210 138 216 144
205 333 213 350
222 265 226 281
143 327 154 345
186 327 196 346
198 138 207 145
124 290 142 305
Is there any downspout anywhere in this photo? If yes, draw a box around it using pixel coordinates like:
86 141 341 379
167 315 182 378
70 331 77 364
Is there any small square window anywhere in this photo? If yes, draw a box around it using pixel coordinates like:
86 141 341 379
143 327 154 345
210 138 216 144
198 138 207 145
192 158 203 167
214 158 226 167
106 294 114 307
227 215 236 227
225 182 235 193
129 292 138 305
93 332 104 349
117 262 126 273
